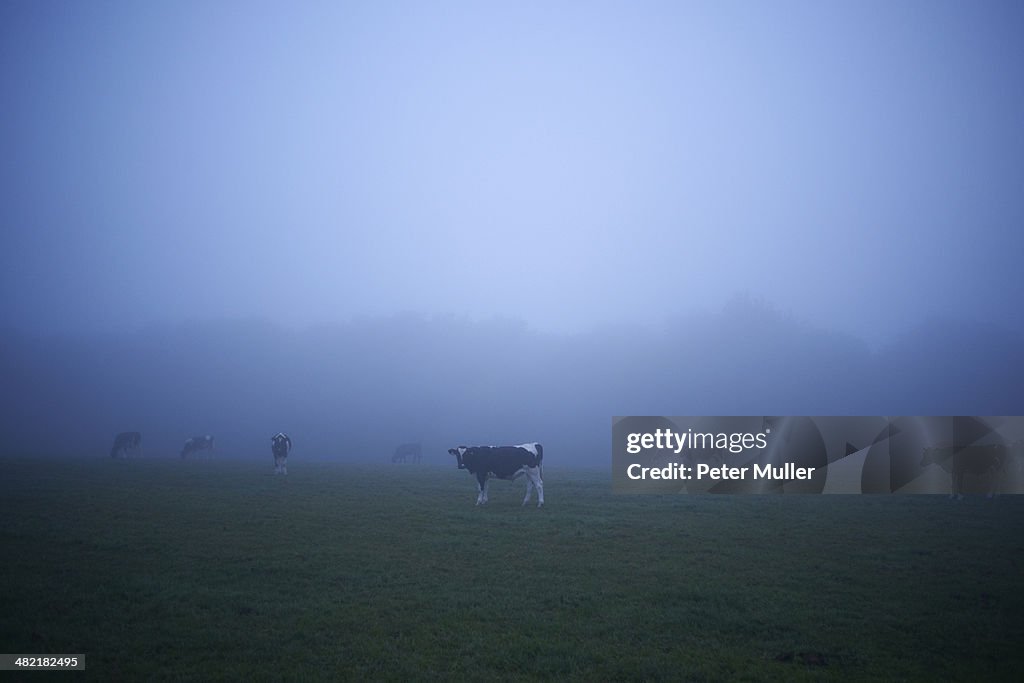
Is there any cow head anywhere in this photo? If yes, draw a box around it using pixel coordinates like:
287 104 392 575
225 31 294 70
448 447 468 469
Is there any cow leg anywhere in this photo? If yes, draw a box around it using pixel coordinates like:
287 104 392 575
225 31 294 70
282 460 287 475
526 467 544 507
475 474 490 505
522 477 534 505
475 474 487 505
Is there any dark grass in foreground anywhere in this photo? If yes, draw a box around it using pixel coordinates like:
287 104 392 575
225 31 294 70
1 457 1023 682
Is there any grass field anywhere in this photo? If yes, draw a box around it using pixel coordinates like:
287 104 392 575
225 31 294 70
1 456 1023 681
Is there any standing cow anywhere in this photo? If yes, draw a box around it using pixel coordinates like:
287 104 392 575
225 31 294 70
181 435 215 459
392 442 422 464
448 442 544 507
272 432 292 474
110 431 141 459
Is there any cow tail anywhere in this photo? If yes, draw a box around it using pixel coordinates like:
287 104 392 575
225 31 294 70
536 443 544 478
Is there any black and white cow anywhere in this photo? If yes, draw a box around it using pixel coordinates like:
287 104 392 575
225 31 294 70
181 435 215 459
110 431 141 459
271 432 292 474
392 442 422 464
448 443 544 507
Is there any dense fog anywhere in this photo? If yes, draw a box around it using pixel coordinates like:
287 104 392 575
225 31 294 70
3 3 1023 342
4 297 1021 466
3 2 1022 467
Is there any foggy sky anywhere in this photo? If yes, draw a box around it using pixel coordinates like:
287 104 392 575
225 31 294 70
3 1 1023 342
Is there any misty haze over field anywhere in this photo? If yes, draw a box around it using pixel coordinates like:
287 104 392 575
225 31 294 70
4 303 1023 465
2 2 1022 463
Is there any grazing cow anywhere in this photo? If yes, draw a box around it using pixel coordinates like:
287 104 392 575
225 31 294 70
110 431 141 459
271 432 292 474
181 435 215 459
392 442 422 464
921 443 1013 499
448 443 544 507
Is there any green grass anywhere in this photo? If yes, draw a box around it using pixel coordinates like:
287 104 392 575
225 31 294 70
1 457 1022 681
